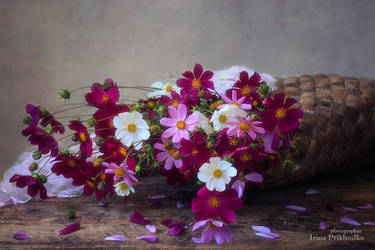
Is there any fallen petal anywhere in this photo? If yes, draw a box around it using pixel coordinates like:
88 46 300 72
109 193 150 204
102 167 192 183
252 226 271 234
58 223 81 235
161 219 174 228
176 200 185 208
145 224 157 233
319 222 327 231
305 188 320 195
104 234 126 242
149 195 167 200
364 222 375 226
285 205 306 212
13 232 32 240
98 201 108 207
129 210 150 225
343 207 357 212
168 222 188 236
358 204 374 210
340 216 361 226
137 235 157 243
255 232 280 239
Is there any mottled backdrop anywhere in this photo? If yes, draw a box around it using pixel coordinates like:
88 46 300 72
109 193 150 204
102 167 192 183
1 0 374 175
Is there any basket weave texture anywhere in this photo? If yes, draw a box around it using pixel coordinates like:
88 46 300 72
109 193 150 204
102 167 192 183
264 74 375 187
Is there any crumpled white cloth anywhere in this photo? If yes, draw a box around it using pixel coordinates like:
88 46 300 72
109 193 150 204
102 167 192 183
0 66 276 207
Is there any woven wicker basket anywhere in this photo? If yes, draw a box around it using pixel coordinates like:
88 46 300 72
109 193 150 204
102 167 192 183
263 74 375 188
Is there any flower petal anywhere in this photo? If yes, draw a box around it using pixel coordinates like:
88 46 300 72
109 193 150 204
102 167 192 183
364 222 375 226
255 232 280 239
319 222 327 231
13 232 32 240
136 235 157 243
177 200 185 209
149 195 167 200
145 224 157 233
285 205 306 212
104 234 126 242
252 226 271 234
245 172 263 183
57 223 81 235
340 216 361 226
358 204 374 210
343 206 357 212
305 188 321 195
129 210 150 225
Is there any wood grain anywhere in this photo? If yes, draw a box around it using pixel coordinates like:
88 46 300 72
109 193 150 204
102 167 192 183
0 168 375 249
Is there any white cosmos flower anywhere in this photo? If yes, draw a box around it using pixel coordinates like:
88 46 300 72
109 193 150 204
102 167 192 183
113 111 150 150
147 81 180 98
196 111 211 133
210 104 246 131
198 157 237 192
114 181 135 197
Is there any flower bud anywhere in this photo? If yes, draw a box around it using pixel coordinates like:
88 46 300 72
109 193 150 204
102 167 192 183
32 151 41 160
87 118 97 127
93 158 104 168
45 128 53 134
97 181 106 191
31 173 39 179
66 209 76 220
59 89 71 100
39 107 48 116
23 115 31 125
102 82 112 91
71 134 78 142
29 162 39 172
39 174 47 184
94 137 104 146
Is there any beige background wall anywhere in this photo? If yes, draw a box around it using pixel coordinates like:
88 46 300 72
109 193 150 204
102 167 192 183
1 0 374 175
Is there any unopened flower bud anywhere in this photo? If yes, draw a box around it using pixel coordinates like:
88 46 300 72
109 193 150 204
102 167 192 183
39 174 47 184
39 107 48 116
23 115 31 125
87 118 97 127
206 138 216 149
66 209 76 220
72 134 78 142
142 144 152 154
45 128 53 134
102 82 112 91
59 89 71 100
29 162 39 172
32 151 41 160
31 173 39 179
135 165 141 173
94 137 104 146
97 181 106 191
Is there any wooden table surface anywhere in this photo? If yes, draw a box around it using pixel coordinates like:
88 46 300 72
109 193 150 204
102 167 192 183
1 168 375 249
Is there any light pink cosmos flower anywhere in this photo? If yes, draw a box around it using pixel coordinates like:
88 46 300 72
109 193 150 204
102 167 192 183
219 90 252 110
192 219 232 245
103 162 138 186
226 115 265 139
160 104 199 143
231 172 264 198
154 143 183 170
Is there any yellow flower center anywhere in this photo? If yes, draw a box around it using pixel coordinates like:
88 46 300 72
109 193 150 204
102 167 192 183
119 147 128 157
102 94 110 102
176 120 186 130
213 169 222 178
93 159 103 168
100 173 106 181
275 108 287 119
240 153 251 162
115 168 126 177
209 196 220 208
192 149 198 156
172 100 179 108
229 137 239 146
231 101 239 106
165 85 173 92
168 149 179 159
147 101 155 107
67 159 76 167
109 120 115 128
119 182 128 190
269 155 275 160
241 86 251 96
79 132 87 142
253 101 258 107
239 123 250 132
238 175 245 182
150 125 158 132
128 123 137 132
211 150 218 156
192 79 201 89
218 115 227 123
86 181 95 188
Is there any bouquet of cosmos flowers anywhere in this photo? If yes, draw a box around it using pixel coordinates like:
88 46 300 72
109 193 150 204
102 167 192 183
8 64 303 245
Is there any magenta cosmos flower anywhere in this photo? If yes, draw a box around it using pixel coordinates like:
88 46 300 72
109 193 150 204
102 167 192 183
192 186 243 224
103 162 138 185
69 120 93 157
226 115 265 140
21 126 59 157
192 219 232 245
233 71 262 97
10 174 48 200
177 63 214 96
219 90 252 110
85 79 120 108
160 104 199 143
154 143 183 170
262 93 303 134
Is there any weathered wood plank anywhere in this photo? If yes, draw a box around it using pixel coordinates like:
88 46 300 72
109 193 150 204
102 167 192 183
0 168 375 249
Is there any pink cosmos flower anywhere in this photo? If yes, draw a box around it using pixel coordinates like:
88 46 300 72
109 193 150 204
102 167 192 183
160 104 199 143
219 90 252 110
103 162 138 185
226 116 265 140
154 143 183 170
192 219 232 245
192 187 243 224
231 172 263 198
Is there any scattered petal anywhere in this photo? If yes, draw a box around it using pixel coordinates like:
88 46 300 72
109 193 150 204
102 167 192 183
58 223 81 235
252 226 279 239
340 216 361 226
255 232 280 239
136 235 157 243
13 232 32 240
285 205 306 212
104 235 126 242
149 195 167 200
305 188 320 195
177 200 185 208
161 219 188 236
252 226 272 234
98 201 108 207
343 206 357 212
364 222 375 226
319 222 327 231
358 204 374 210
129 210 150 225
145 224 157 233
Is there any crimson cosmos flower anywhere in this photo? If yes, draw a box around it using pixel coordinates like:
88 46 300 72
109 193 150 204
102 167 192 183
69 120 92 157
21 126 59 157
262 93 303 134
85 79 119 108
192 187 243 224
10 174 48 200
233 71 262 97
231 146 264 172
99 138 135 165
177 63 214 96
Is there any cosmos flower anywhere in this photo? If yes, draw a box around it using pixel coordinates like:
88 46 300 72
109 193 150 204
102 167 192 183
113 111 150 150
219 89 252 110
103 162 138 185
69 120 93 157
195 111 211 133
154 142 183 170
226 115 265 140
177 63 214 96
160 104 199 143
198 157 237 192
85 79 119 108
9 174 48 200
233 71 262 97
147 81 180 98
192 186 243 224
114 181 135 197
210 105 246 131
192 219 232 245
21 126 59 157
